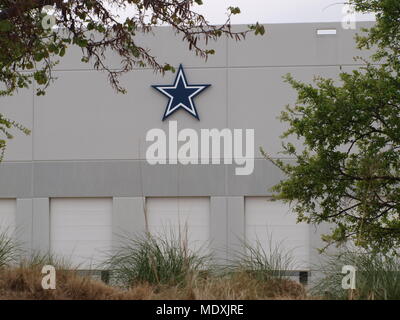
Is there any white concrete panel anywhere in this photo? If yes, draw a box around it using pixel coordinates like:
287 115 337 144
228 22 374 67
50 198 112 269
245 197 310 270
0 86 33 161
146 197 210 253
0 199 16 238
34 68 226 160
53 27 226 71
228 66 344 158
132 27 227 69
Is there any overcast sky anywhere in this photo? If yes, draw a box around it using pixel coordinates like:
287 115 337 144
195 0 375 24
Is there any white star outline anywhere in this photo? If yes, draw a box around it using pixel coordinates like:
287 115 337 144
152 65 211 121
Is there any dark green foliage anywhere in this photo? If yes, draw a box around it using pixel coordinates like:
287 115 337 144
265 0 400 253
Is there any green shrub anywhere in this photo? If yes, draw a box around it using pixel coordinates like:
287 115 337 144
0 230 20 268
312 248 400 300
230 235 295 281
104 232 211 287
22 251 77 270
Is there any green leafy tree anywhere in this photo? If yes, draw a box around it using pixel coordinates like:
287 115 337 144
264 0 400 253
0 0 265 159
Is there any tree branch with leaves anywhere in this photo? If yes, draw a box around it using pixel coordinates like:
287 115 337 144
264 0 400 253
0 0 265 158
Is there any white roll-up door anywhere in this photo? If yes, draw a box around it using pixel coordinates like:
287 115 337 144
146 197 210 253
245 197 310 270
50 198 112 269
0 199 16 238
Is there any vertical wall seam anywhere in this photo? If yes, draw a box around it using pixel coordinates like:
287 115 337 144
31 81 35 246
225 35 229 258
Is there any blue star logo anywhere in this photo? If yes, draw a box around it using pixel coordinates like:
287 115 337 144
152 64 211 121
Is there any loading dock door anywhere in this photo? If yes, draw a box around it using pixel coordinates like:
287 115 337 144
50 198 112 269
146 197 210 253
245 197 310 270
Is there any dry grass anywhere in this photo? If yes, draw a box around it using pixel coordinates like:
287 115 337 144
192 273 307 300
0 266 308 300
0 266 138 300
0 231 310 300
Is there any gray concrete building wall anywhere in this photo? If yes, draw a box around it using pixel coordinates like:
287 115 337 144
0 22 374 272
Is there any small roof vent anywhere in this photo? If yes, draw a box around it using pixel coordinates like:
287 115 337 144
316 29 337 35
